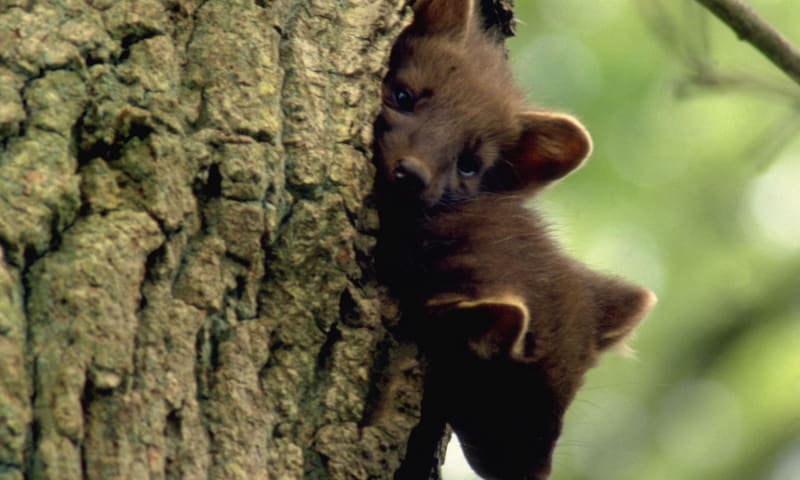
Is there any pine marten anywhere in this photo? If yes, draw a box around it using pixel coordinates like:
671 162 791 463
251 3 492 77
373 1 656 479
412 194 655 479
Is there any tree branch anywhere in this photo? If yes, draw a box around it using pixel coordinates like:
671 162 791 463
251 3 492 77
694 0 800 87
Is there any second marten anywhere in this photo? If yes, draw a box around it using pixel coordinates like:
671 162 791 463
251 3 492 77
410 194 655 479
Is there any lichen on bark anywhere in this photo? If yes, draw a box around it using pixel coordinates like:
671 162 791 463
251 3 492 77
1 0 423 479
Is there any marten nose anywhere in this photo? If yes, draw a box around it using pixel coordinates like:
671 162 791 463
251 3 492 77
393 156 431 192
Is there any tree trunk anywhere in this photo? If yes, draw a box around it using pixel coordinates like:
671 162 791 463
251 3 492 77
0 1 512 478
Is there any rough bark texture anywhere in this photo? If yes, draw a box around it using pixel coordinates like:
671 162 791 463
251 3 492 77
0 1 514 479
0 1 417 478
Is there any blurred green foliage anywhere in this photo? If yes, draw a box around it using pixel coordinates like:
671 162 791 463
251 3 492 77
443 1 800 479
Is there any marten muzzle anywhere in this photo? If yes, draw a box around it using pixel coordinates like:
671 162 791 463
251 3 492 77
393 156 431 194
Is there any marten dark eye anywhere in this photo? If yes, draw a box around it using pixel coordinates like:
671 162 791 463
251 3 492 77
392 87 416 112
457 151 482 177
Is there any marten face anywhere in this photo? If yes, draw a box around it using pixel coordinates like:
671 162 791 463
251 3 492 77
430 351 566 480
425 297 574 480
376 24 519 208
374 0 592 210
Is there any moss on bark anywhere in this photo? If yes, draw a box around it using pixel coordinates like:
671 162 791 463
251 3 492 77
1 1 418 478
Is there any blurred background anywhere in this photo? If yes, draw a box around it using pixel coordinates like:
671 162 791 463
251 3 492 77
442 1 800 479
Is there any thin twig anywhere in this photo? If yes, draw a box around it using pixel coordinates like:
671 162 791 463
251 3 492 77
694 0 800 87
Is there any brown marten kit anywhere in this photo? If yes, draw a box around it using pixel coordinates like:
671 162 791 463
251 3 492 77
412 195 655 479
374 1 656 479
374 0 591 211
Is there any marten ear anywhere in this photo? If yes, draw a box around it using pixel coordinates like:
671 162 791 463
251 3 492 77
584 273 656 352
411 0 474 39
427 295 532 360
495 111 592 190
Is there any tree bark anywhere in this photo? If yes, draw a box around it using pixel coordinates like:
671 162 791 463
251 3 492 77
0 1 513 479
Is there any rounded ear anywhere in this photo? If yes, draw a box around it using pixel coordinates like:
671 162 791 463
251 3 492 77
583 273 657 352
487 111 592 191
411 0 474 39
427 295 532 360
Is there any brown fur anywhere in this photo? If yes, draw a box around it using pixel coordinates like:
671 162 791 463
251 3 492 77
411 195 655 479
374 2 654 478
375 0 591 210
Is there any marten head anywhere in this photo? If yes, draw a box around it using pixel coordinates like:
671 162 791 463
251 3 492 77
417 196 656 479
427 287 654 479
375 0 592 209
